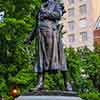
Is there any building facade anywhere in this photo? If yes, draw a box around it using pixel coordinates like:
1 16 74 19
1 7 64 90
62 0 100 50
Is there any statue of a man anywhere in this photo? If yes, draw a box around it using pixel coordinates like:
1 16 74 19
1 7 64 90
25 0 72 91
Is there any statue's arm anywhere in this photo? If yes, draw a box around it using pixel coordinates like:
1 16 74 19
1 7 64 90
28 25 37 41
24 13 38 44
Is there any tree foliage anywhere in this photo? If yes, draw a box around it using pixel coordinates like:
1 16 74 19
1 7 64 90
0 0 41 99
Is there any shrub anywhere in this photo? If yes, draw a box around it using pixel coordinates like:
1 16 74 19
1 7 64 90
79 92 100 100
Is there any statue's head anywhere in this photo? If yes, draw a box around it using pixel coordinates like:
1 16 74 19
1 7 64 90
56 0 64 4
41 0 64 3
41 0 54 3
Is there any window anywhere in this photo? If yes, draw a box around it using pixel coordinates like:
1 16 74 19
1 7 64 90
68 21 75 32
96 22 100 29
68 0 75 5
80 18 87 28
96 17 100 29
80 4 87 16
97 22 100 29
80 32 88 41
68 8 75 17
68 34 75 42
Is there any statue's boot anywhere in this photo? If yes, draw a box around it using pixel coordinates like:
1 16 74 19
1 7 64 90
61 71 72 91
34 73 44 91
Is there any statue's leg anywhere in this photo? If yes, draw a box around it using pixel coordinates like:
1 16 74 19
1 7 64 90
34 72 45 91
61 71 72 91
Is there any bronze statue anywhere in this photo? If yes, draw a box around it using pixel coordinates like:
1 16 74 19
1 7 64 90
24 0 72 91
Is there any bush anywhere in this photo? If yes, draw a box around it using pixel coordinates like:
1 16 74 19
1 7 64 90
80 92 100 100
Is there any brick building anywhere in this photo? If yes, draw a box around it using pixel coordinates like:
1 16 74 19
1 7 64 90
94 16 100 45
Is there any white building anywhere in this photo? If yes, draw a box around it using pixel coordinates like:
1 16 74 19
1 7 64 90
62 0 100 50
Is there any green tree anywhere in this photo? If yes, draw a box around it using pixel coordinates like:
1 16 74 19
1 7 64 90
0 0 41 99
80 47 100 91
64 48 81 91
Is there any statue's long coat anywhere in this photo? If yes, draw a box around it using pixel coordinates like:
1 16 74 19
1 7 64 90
29 1 67 72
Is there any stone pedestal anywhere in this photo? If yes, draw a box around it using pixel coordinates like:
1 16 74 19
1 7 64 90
15 90 82 100
15 96 82 100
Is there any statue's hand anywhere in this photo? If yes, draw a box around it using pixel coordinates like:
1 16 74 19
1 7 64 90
24 38 32 45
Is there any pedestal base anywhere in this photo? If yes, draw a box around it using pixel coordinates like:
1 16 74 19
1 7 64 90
15 90 82 100
15 96 82 100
